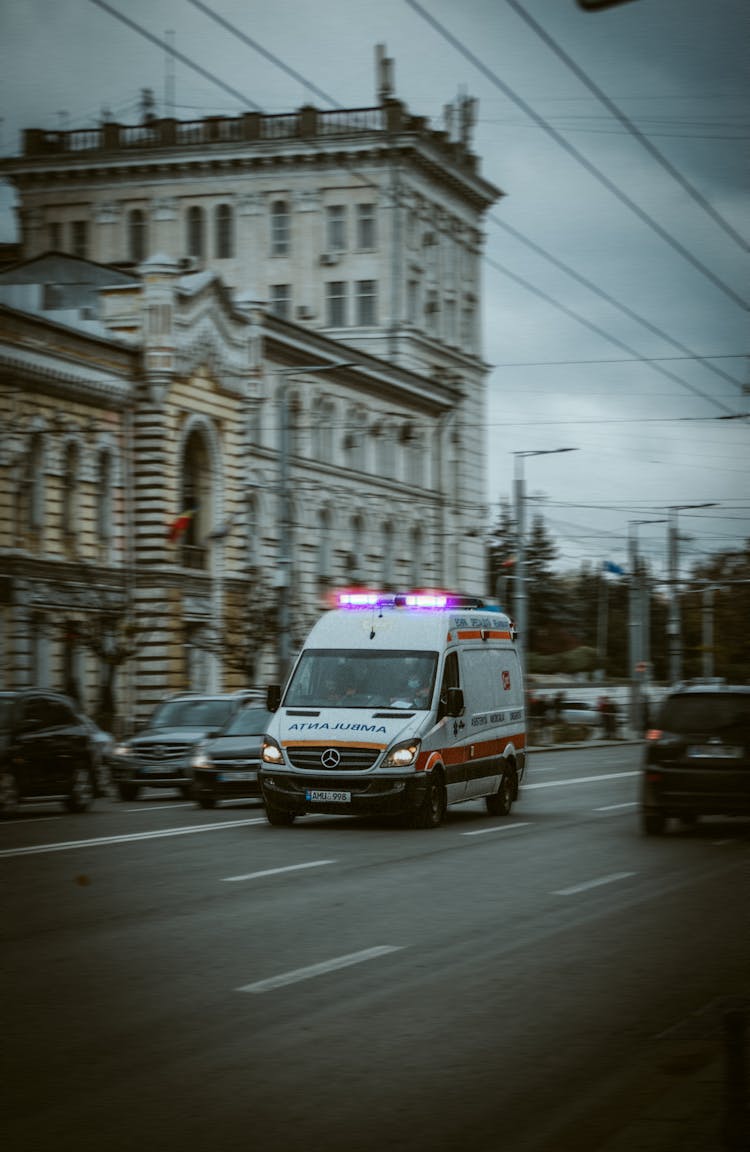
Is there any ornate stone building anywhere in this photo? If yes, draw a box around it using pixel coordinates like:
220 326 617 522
0 55 500 728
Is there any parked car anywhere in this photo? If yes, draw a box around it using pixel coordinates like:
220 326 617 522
108 690 264 802
191 703 272 808
559 700 601 732
0 690 97 816
641 682 750 834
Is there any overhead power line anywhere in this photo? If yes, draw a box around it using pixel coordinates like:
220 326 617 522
503 0 749 253
87 0 263 111
403 0 748 311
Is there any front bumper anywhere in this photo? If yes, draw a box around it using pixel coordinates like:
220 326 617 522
260 770 429 817
109 756 191 789
193 767 261 800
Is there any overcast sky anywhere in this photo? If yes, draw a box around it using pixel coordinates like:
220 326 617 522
1 0 748 580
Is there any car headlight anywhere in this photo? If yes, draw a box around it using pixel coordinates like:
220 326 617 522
192 745 213 770
261 738 284 765
382 740 421 768
112 743 132 757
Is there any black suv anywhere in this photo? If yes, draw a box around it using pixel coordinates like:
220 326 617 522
0 690 97 816
109 691 262 801
641 682 750 834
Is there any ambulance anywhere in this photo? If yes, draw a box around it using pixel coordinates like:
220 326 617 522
260 591 526 827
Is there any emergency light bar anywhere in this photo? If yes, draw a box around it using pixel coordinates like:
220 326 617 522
336 590 496 611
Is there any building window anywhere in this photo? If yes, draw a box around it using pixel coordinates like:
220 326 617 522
128 209 148 263
25 431 45 531
62 442 80 541
187 206 204 259
382 521 395 589
444 298 456 345
246 492 258 570
317 506 332 582
425 289 439 335
344 406 365 471
177 428 211 570
71 220 88 259
407 279 420 325
270 284 291 320
410 524 425 586
326 205 346 252
355 280 377 326
215 204 234 259
96 450 114 550
270 200 289 256
356 203 376 250
326 281 347 327
49 221 62 251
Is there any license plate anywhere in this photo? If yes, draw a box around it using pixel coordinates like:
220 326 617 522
218 771 256 782
688 745 743 759
306 789 351 803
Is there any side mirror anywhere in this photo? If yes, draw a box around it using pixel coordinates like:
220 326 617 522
445 687 465 718
267 684 281 713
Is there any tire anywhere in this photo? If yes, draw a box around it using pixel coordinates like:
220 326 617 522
412 770 446 829
265 803 296 826
642 808 666 836
486 769 514 817
117 781 140 802
196 794 216 810
0 770 20 817
65 764 95 812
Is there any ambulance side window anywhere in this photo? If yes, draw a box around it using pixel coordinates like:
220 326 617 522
437 651 460 721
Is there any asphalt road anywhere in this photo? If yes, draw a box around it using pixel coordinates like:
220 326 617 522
3 745 749 1152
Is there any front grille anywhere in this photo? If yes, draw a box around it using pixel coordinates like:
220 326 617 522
285 745 381 771
218 758 259 771
136 743 189 763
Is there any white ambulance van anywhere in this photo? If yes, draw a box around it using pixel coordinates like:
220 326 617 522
260 591 526 827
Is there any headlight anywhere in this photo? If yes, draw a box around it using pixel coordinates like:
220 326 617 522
262 738 284 765
113 743 132 757
382 740 421 768
192 745 213 769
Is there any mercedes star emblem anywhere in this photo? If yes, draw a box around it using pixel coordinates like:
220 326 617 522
321 748 341 768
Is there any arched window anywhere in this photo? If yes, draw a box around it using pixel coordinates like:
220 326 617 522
187 206 205 260
23 431 45 532
61 442 80 542
96 450 114 552
214 204 234 259
343 406 365 471
128 209 148 263
178 428 212 569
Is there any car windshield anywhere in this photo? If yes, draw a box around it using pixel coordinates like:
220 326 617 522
659 693 750 733
284 650 438 710
149 699 236 729
221 707 271 736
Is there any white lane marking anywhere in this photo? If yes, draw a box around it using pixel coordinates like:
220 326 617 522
554 871 636 896
121 803 195 812
0 818 268 859
596 802 638 812
524 771 638 790
462 822 533 838
223 860 335 883
238 945 403 994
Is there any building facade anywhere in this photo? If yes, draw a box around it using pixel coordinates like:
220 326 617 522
0 56 500 729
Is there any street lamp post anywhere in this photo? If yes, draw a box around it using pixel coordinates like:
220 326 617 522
513 448 578 676
666 503 718 684
275 361 353 683
628 519 667 733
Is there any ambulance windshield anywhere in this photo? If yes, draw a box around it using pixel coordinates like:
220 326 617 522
284 649 438 710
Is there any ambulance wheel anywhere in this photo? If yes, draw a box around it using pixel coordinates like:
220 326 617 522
265 803 296 826
486 770 514 817
413 770 446 829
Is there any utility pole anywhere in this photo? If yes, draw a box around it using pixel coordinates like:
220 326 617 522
512 448 577 680
667 504 717 684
